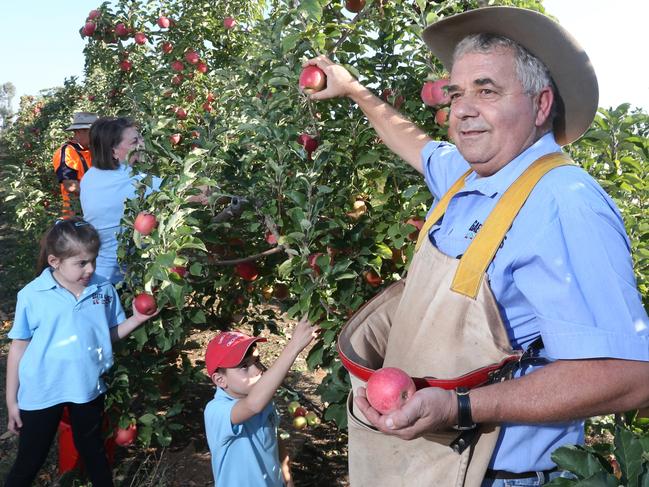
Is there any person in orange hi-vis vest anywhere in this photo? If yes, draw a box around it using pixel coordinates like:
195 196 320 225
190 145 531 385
52 112 98 217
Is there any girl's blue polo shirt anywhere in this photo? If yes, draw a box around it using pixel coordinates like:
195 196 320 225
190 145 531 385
8 269 125 410
421 133 649 472
204 388 284 486
80 163 162 284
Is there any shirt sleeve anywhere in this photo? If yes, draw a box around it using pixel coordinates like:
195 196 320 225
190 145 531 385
107 285 126 327
512 171 649 361
8 290 34 340
421 141 470 200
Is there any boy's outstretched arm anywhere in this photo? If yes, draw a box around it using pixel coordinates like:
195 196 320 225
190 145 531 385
231 317 319 425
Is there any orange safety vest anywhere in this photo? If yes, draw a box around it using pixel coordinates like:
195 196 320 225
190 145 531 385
52 141 92 217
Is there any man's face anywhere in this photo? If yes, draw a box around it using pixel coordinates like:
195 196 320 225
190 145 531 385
447 48 550 176
73 129 90 148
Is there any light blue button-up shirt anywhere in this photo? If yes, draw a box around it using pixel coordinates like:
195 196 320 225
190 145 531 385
80 163 162 284
8 269 125 410
421 132 649 472
204 387 284 486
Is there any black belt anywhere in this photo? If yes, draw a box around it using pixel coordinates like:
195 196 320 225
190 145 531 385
485 468 557 480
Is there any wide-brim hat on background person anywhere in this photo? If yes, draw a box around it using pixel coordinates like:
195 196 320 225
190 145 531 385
65 112 99 131
422 6 599 145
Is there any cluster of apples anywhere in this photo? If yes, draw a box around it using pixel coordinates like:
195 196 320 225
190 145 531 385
288 401 321 430
421 78 451 126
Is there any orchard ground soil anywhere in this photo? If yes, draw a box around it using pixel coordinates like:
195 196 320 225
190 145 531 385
0 161 349 486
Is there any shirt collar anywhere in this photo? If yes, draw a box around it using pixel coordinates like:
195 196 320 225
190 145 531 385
461 133 562 198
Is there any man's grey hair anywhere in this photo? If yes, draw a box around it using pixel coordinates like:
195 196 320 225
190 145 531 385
453 34 558 121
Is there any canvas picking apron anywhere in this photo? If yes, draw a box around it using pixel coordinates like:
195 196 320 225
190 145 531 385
338 153 571 486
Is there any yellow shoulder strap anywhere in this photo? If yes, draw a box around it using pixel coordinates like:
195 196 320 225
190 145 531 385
451 152 573 298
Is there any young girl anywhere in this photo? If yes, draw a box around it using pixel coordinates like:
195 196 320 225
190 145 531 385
4 217 157 487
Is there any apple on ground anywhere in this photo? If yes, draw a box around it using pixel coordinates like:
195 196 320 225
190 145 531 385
234 262 259 281
287 401 301 415
345 0 366 13
305 411 321 426
292 416 307 430
293 406 307 418
223 17 236 29
114 424 138 447
421 78 450 106
134 212 157 235
261 285 273 301
299 66 326 94
134 292 157 315
157 16 170 28
366 367 416 415
134 32 147 45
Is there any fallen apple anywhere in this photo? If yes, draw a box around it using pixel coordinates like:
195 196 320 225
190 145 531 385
292 416 308 430
114 424 138 447
366 367 416 415
134 292 157 315
293 406 307 418
305 411 321 426
273 283 289 301
287 401 301 415
299 66 326 94
133 212 157 235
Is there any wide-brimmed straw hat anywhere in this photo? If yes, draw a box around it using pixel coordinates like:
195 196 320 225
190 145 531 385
422 7 598 145
65 112 99 131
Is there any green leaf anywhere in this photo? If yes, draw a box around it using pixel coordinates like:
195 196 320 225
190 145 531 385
615 425 644 485
299 0 323 22
139 413 158 426
323 402 347 429
551 445 609 479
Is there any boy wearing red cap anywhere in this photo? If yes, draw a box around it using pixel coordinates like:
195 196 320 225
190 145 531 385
203 317 319 487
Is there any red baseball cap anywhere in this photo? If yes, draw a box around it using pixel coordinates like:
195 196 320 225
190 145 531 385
205 331 267 376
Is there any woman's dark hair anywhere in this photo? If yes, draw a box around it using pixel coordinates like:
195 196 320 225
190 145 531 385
37 217 100 274
89 117 137 170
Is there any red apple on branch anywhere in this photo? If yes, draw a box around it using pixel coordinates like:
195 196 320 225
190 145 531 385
87 9 101 20
366 367 416 414
170 266 187 278
169 133 181 145
157 16 171 28
435 107 449 126
421 79 450 107
161 41 173 54
406 217 424 241
196 61 208 74
297 133 318 155
223 17 236 29
171 60 184 72
345 0 366 13
308 253 324 276
174 107 187 120
134 293 157 315
114 23 129 37
114 424 138 447
184 50 200 64
82 22 97 36
134 212 157 235
235 262 259 281
134 32 147 45
119 59 132 72
363 269 382 288
299 66 326 94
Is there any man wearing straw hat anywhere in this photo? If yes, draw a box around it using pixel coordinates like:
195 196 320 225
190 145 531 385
52 112 98 216
306 6 649 486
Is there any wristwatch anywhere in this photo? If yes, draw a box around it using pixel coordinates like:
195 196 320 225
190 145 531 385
454 387 477 430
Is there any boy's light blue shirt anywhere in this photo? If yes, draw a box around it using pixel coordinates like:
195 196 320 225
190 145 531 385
204 387 284 487
80 163 162 284
8 269 126 410
421 133 649 472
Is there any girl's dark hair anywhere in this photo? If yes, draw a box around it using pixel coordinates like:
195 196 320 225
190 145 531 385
89 116 137 170
37 217 100 274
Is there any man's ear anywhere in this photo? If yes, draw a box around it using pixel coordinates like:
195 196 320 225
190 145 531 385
48 254 61 270
535 86 554 128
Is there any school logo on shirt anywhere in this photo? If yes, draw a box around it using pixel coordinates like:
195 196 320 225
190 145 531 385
91 292 113 306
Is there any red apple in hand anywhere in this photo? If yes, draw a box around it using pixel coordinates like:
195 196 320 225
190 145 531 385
366 367 416 414
114 424 138 447
299 66 326 94
421 79 450 107
134 212 157 235
134 293 157 315
235 262 259 281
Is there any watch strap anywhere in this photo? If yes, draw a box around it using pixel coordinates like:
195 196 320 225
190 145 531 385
454 387 477 430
